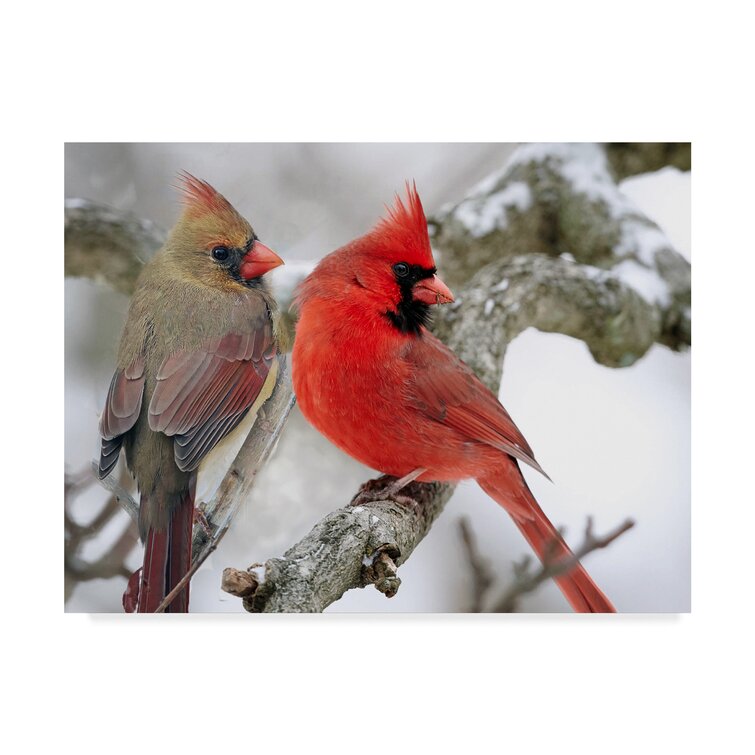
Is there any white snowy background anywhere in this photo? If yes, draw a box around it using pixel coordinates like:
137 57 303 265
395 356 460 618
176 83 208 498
64 143 690 613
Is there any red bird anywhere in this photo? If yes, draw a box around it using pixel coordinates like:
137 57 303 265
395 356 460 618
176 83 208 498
292 184 615 612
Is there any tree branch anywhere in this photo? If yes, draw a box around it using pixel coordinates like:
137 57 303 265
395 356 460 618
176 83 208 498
64 465 139 601
182 360 295 572
458 517 496 613
65 199 165 296
603 142 691 180
222 479 453 612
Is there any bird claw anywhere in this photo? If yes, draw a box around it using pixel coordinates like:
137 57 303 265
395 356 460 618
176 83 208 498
350 475 419 508
193 507 213 536
122 568 142 613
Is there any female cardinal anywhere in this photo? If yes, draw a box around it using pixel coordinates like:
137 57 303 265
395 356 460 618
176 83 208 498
98 174 285 613
292 184 615 612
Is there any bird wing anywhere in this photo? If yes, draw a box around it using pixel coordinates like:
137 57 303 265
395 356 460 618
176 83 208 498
98 356 145 479
405 332 548 477
148 324 277 472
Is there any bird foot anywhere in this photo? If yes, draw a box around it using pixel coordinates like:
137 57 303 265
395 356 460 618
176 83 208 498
122 568 142 613
193 507 213 536
350 475 420 508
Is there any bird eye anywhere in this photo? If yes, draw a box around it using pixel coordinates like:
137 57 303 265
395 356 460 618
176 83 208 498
212 246 230 261
393 262 410 278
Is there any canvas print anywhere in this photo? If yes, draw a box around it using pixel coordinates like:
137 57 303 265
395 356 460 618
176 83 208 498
64 143 691 613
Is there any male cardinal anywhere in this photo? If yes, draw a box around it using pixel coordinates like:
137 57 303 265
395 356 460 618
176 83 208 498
292 184 615 612
98 174 284 613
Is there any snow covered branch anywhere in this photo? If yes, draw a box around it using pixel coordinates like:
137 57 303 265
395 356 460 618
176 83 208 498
430 142 690 355
223 142 690 612
434 253 673 374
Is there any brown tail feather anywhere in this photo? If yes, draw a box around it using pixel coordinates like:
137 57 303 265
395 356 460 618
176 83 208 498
123 491 194 613
478 467 616 613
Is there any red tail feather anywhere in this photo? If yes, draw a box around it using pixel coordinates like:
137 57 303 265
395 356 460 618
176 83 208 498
137 526 170 612
478 468 615 613
166 494 193 613
124 492 194 613
513 515 616 613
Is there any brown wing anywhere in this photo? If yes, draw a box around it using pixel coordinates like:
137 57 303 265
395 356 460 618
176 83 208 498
406 333 548 478
148 326 276 472
98 357 146 479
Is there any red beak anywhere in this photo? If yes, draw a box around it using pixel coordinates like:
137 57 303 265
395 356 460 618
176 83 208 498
412 274 455 305
239 241 284 280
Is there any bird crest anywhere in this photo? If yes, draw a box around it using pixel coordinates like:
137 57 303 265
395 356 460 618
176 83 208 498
371 181 435 268
176 171 239 221
171 171 252 249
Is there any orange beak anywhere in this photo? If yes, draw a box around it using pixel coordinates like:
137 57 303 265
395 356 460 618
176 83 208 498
239 241 284 280
412 274 455 305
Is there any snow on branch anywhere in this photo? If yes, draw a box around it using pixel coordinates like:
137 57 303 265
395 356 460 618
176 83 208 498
430 142 690 355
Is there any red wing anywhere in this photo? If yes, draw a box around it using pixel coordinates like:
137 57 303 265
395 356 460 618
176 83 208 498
406 333 548 477
98 357 145 479
149 326 276 472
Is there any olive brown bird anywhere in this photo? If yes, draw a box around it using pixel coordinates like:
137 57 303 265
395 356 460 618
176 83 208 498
98 174 284 612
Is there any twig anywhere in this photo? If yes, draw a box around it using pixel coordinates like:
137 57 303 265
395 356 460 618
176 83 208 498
64 466 139 598
154 539 220 614
89 461 139 523
491 517 636 613
458 517 496 612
